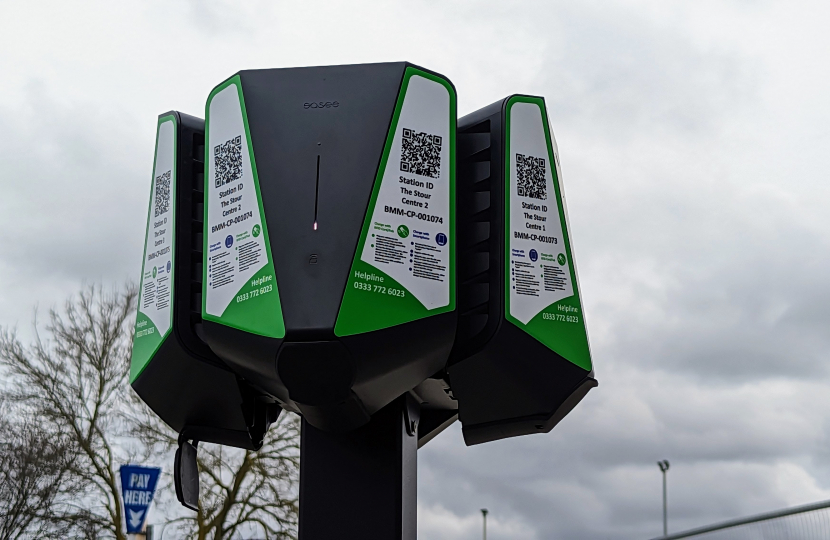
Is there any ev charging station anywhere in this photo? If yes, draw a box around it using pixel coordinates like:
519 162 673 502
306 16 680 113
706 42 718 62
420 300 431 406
131 62 596 540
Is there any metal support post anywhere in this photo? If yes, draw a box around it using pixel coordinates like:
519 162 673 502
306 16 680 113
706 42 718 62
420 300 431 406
299 395 419 540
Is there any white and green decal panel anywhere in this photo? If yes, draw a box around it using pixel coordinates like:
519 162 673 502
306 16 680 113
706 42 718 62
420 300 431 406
335 68 456 336
203 77 285 339
358 75 452 309
505 97 592 371
131 116 176 382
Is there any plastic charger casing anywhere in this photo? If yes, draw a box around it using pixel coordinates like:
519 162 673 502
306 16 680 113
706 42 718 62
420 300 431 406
449 96 597 445
199 63 459 434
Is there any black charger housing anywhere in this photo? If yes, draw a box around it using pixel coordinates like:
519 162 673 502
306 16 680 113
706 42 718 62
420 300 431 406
449 96 597 446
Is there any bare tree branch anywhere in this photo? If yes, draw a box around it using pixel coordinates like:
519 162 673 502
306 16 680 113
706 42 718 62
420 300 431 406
0 402 81 540
1 282 299 539
134 408 299 540
0 284 137 540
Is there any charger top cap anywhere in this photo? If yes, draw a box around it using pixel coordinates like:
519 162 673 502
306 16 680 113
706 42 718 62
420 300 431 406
200 62 458 434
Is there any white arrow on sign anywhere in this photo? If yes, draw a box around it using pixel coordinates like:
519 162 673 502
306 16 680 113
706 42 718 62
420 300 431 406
128 509 145 529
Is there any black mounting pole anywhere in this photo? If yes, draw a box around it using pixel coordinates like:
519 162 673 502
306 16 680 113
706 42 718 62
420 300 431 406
298 394 420 540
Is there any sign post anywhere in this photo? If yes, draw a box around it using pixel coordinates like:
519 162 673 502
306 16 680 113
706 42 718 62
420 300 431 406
120 465 162 536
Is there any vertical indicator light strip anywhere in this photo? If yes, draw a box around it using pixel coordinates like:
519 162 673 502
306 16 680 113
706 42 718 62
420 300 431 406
313 155 320 231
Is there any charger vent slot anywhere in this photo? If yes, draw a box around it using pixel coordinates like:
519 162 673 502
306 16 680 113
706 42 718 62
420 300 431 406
189 131 206 322
456 120 493 344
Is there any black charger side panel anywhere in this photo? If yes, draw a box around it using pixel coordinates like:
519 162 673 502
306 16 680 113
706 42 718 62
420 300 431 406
449 97 597 446
131 111 277 450
452 101 504 356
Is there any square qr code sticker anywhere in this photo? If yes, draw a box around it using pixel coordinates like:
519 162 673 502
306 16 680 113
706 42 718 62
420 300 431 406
214 136 243 188
400 128 442 178
154 170 171 217
516 153 547 200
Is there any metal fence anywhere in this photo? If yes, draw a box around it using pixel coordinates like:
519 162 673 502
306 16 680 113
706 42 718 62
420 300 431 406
650 499 830 540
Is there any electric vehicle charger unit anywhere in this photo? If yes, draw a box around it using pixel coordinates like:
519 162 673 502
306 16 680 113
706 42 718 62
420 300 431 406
129 63 597 537
131 112 280 453
448 95 597 446
199 62 458 435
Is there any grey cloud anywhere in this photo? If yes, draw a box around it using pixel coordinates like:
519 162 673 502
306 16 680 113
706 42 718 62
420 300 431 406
0 83 147 285
419 372 830 538
3 1 830 539
536 3 759 142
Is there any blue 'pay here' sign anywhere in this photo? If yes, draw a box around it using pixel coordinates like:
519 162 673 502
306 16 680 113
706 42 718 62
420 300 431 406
120 465 161 533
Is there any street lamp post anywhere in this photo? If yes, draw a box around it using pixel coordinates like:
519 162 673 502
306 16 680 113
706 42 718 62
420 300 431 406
481 508 489 540
658 460 670 537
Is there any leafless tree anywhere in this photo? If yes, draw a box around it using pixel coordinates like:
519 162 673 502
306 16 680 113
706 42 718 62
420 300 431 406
0 404 78 540
0 283 300 539
135 401 300 540
0 284 138 540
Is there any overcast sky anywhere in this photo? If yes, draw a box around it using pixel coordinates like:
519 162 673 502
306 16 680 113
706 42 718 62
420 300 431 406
3 0 830 538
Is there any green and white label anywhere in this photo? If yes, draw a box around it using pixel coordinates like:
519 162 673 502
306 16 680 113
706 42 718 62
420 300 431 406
505 97 591 371
131 116 176 382
336 69 455 336
203 77 285 338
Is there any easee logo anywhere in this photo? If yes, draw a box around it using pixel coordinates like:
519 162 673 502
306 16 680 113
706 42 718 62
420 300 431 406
304 101 340 109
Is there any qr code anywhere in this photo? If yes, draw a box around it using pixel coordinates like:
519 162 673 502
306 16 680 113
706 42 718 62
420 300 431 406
154 170 171 217
516 153 547 200
214 136 243 188
400 128 442 178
